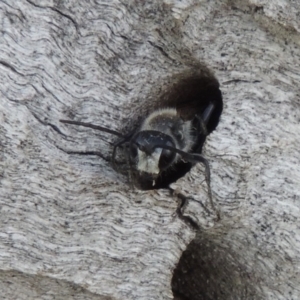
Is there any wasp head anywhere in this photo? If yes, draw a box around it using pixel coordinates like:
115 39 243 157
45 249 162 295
130 130 176 180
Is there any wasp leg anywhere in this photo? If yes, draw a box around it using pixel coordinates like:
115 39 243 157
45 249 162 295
168 147 220 221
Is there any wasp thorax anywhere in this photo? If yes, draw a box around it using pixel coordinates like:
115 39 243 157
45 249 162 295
140 108 194 152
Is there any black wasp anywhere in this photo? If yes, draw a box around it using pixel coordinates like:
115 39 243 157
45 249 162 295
60 69 223 217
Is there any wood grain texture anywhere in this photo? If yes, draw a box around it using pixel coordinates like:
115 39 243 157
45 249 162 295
0 0 300 299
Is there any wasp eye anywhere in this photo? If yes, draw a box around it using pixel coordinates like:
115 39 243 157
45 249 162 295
159 148 176 170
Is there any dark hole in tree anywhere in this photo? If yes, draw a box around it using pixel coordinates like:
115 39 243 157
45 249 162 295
171 232 263 300
136 68 223 190
59 66 223 191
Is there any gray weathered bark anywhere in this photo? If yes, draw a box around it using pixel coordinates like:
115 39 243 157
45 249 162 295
0 0 300 299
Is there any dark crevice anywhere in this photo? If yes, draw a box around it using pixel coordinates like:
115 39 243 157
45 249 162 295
41 83 65 106
49 7 79 31
222 79 262 85
25 0 78 32
148 40 173 60
0 60 23 76
31 112 66 136
253 6 264 14
48 123 66 136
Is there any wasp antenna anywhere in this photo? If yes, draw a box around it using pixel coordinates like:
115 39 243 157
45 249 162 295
60 119 125 138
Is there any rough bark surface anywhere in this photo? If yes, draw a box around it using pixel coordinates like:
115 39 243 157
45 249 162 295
0 0 300 299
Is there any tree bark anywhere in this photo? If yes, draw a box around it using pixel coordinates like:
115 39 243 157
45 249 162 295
0 0 300 299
